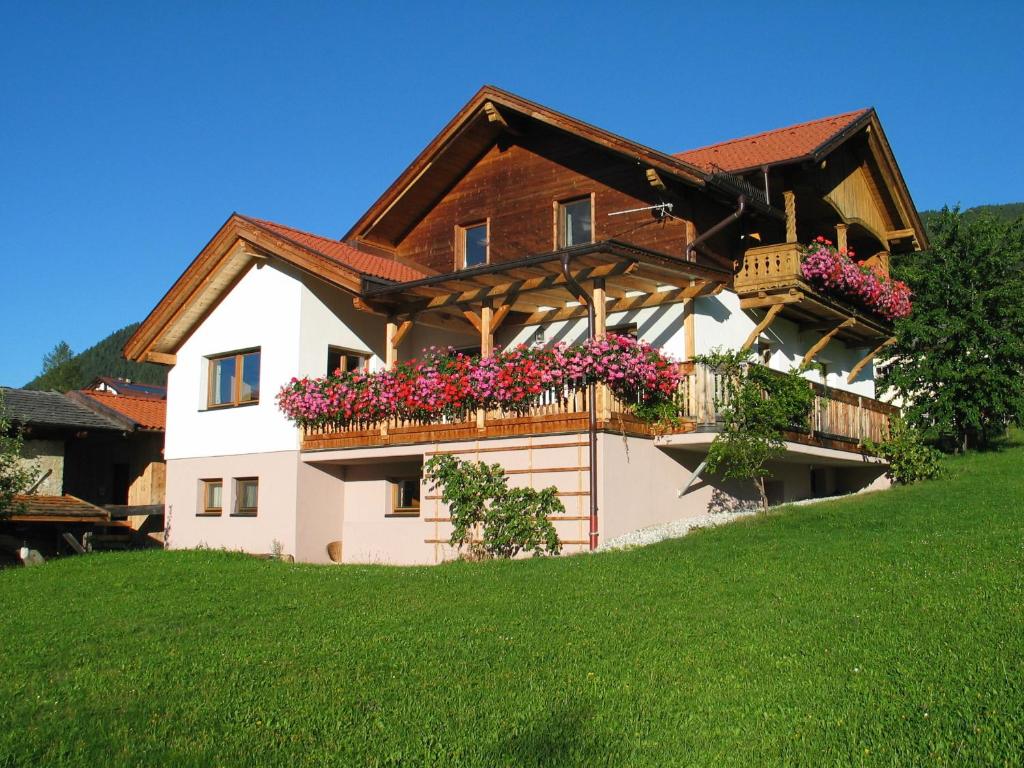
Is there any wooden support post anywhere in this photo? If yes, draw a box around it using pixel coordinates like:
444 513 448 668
480 300 494 356
847 337 896 383
685 305 696 360
836 223 848 253
385 318 413 370
593 279 607 339
593 279 611 420
385 319 398 369
740 303 783 352
802 318 856 365
784 190 797 243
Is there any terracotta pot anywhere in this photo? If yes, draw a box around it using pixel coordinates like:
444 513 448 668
326 540 343 563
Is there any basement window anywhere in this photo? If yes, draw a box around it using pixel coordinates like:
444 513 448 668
389 478 421 517
457 221 489 268
207 349 260 408
557 197 593 248
234 478 259 517
200 479 222 516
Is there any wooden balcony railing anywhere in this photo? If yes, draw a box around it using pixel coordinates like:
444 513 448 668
734 242 806 295
301 363 896 451
733 242 894 343
676 361 896 445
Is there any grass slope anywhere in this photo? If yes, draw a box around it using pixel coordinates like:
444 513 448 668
2 444 1022 767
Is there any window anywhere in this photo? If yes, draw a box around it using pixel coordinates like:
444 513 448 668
557 197 593 248
608 322 638 339
457 221 489 268
390 478 421 516
327 347 368 376
200 479 223 516
756 340 774 366
234 478 259 517
208 349 260 408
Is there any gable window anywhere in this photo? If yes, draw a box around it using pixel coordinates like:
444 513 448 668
208 349 260 408
557 197 593 248
200 479 223 516
457 221 489 268
327 347 368 376
234 478 259 517
389 477 421 517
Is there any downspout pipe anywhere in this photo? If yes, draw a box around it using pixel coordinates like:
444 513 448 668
561 252 599 551
685 194 749 262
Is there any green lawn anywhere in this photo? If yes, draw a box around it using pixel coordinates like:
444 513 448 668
2 442 1023 767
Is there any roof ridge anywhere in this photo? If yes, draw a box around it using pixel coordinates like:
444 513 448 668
242 215 350 248
675 108 870 158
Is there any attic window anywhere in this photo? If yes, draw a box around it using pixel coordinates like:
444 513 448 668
457 221 489 269
557 197 593 248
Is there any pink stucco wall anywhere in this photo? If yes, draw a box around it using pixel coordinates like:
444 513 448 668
167 433 888 566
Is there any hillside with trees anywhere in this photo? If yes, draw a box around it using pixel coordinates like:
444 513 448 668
920 201 1024 233
24 323 167 392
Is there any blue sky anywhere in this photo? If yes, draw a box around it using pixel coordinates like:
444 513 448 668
1 1 1021 386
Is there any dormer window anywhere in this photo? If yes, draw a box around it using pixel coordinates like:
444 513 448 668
557 196 593 248
457 221 489 268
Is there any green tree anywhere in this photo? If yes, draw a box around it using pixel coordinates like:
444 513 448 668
694 349 815 512
424 454 561 559
1 392 38 517
882 208 1024 451
29 340 85 392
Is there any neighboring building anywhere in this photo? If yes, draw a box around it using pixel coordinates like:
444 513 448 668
88 376 167 399
124 86 925 565
0 386 166 551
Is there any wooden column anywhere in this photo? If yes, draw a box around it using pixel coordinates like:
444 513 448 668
784 190 797 243
836 223 848 253
593 279 607 339
593 279 611 420
683 298 695 360
385 318 412 369
480 300 494 357
385 319 398 369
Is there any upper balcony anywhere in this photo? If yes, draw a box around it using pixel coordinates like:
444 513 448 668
734 242 896 347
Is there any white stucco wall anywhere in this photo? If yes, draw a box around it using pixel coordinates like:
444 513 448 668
502 302 689 359
695 290 876 398
164 263 305 460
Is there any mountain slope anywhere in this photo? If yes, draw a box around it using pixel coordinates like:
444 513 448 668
24 323 167 390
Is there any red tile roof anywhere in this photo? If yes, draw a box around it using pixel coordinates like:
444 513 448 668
10 494 110 521
79 390 166 430
675 109 871 173
241 216 429 283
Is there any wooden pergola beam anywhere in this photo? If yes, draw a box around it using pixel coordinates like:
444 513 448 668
409 261 635 311
521 282 709 326
848 337 896 383
802 318 856 365
740 303 784 352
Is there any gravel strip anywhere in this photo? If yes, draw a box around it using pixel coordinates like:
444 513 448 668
597 489 875 551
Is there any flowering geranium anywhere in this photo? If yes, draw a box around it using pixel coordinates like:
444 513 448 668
277 334 681 429
801 236 912 321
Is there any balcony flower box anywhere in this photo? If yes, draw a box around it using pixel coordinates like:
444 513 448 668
800 237 912 321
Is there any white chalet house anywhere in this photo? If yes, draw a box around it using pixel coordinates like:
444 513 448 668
126 86 925 564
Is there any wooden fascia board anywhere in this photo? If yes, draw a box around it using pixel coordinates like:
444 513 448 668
125 215 364 362
861 114 929 250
